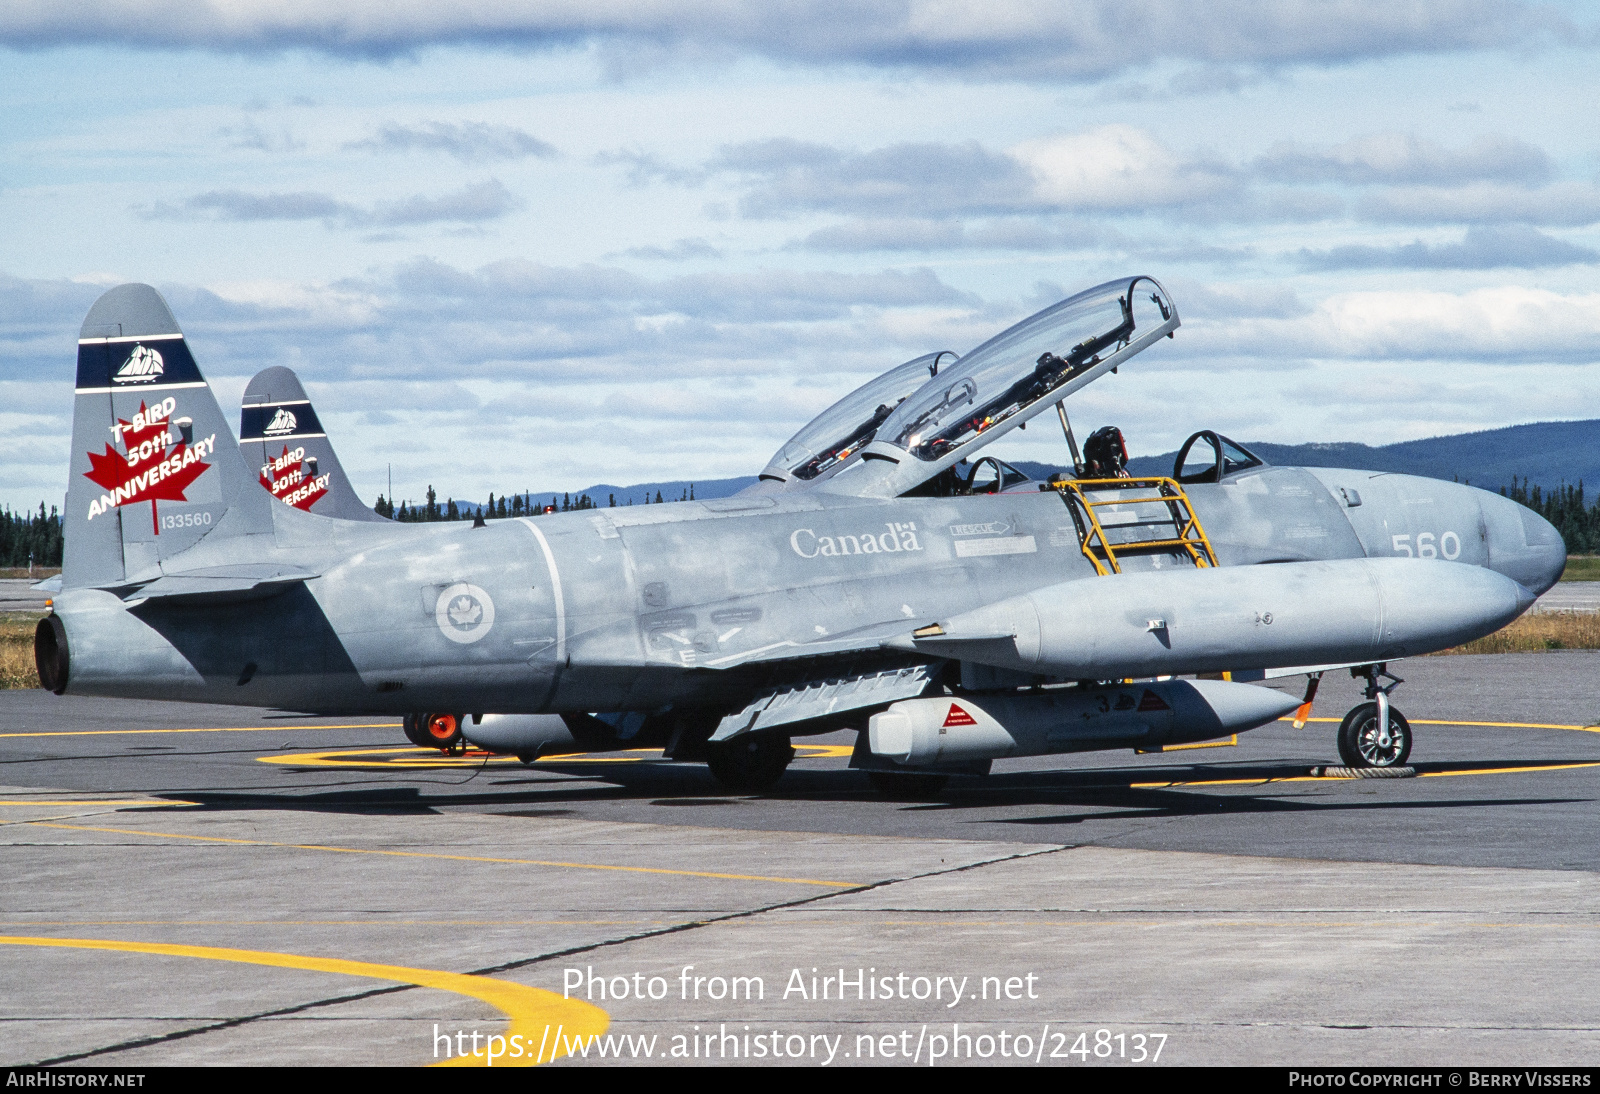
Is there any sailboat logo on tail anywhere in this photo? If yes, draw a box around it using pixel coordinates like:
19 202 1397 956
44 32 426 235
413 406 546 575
264 407 297 435
113 344 164 384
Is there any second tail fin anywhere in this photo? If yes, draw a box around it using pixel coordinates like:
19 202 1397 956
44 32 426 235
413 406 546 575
240 366 388 523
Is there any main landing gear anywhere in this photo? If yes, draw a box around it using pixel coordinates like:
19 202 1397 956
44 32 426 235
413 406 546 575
706 734 795 793
403 712 466 755
1336 665 1412 769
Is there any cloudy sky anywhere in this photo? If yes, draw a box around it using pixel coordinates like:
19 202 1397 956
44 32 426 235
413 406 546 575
3 1 1598 510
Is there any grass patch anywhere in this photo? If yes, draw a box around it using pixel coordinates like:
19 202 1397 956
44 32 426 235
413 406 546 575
0 613 42 689
1561 556 1600 582
1433 610 1600 655
0 567 59 580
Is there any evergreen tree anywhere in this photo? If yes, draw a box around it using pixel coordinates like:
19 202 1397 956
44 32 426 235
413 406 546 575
446 499 460 521
425 485 439 522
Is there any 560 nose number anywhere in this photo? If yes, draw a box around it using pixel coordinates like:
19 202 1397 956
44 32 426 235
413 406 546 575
1391 532 1461 560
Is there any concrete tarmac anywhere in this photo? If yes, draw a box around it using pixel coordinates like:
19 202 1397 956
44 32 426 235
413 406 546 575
4 652 1600 1066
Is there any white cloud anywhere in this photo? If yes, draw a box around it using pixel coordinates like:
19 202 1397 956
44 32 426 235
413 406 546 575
1359 181 1600 226
1012 125 1237 210
0 1 1572 80
1255 133 1551 186
1192 286 1600 363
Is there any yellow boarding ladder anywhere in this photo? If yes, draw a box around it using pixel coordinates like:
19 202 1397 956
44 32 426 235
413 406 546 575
1053 476 1218 576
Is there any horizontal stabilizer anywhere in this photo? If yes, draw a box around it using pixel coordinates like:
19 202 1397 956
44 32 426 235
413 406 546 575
116 563 319 605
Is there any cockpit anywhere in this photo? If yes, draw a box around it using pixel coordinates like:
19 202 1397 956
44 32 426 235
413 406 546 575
904 455 1039 498
1173 430 1264 484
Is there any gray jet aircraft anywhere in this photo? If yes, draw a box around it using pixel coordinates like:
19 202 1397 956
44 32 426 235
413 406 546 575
37 276 1564 794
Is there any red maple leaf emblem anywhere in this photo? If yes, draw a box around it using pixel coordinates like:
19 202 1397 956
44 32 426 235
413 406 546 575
259 446 329 512
82 399 213 535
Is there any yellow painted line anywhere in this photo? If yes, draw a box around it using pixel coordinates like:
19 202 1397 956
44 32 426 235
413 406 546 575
1418 761 1600 778
27 822 858 889
0 723 400 739
260 742 855 769
0 799 196 807
1282 716 1600 732
794 743 854 759
0 935 605 1067
1132 774 1327 789
258 746 651 769
1132 760 1600 789
0 920 671 927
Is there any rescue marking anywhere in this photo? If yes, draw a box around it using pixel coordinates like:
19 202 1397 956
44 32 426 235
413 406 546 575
0 935 607 1067
953 535 1038 558
26 822 859 889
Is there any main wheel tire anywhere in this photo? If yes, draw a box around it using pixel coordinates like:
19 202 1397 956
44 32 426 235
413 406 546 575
706 735 794 793
406 713 464 748
1336 702 1412 768
866 771 950 800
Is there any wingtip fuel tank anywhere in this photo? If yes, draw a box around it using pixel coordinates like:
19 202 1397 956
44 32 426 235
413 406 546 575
899 557 1532 680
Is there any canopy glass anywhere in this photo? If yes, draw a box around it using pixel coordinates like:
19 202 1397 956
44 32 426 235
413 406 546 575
877 277 1175 462
765 352 952 481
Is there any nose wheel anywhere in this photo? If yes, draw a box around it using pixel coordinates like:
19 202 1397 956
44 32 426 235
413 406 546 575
1336 702 1412 767
1336 665 1412 768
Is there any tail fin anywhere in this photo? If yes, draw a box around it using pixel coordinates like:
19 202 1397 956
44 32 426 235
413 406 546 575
64 284 271 590
240 366 388 523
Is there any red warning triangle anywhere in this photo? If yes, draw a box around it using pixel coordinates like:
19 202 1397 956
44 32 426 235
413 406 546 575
943 704 978 727
1137 688 1171 712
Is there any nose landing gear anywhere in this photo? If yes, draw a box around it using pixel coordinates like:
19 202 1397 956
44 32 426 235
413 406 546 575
1337 666 1412 768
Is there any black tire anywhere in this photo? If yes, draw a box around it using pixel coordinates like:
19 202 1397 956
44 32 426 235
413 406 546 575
866 770 950 800
706 735 794 792
404 712 463 750
1336 702 1412 768
517 752 537 765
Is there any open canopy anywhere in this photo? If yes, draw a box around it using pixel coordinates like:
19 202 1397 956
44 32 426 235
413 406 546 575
822 275 1180 498
761 351 952 484
881 276 1174 462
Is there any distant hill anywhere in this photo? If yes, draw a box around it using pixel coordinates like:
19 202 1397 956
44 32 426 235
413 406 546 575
463 419 1600 515
1126 419 1600 493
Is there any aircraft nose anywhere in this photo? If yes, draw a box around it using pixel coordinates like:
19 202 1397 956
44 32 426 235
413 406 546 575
1482 492 1566 596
